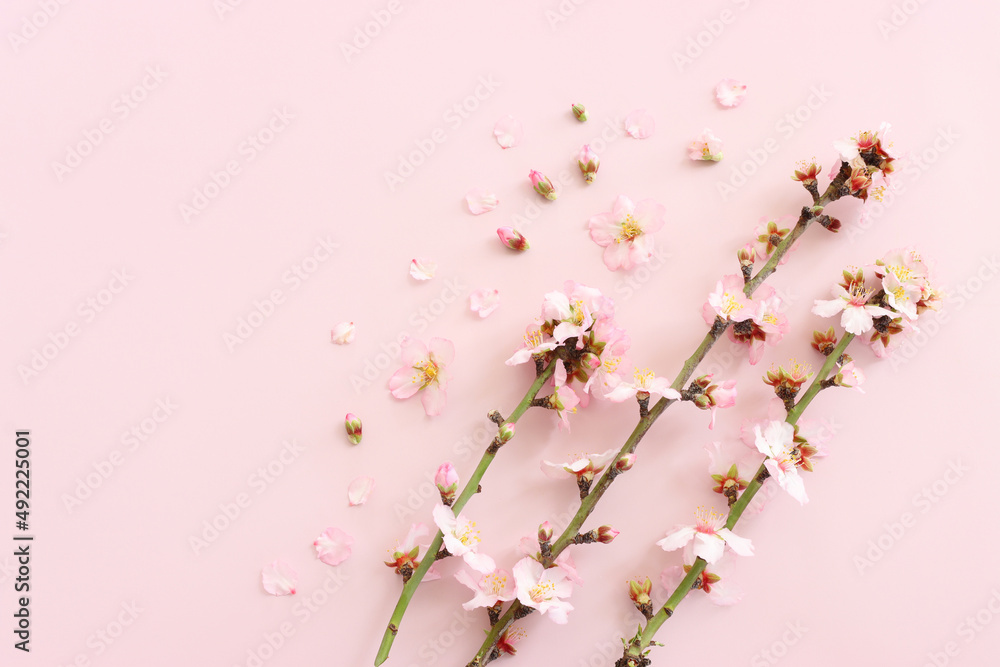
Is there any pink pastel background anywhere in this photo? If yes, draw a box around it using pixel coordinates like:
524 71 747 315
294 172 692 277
2 1 998 665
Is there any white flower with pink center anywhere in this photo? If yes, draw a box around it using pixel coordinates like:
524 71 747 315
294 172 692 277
541 283 607 343
454 568 516 610
707 274 754 322
588 195 666 271
604 367 681 403
753 421 807 505
656 507 753 563
505 321 559 366
688 128 723 161
388 337 454 416
432 504 496 574
812 283 894 335
512 557 575 624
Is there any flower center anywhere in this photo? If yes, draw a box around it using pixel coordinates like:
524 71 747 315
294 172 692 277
720 292 741 316
761 313 778 325
633 368 655 390
602 356 622 373
694 506 724 533
523 327 543 349
456 520 481 547
414 360 439 388
484 572 507 595
528 580 555 603
886 263 912 282
847 284 874 307
618 215 642 243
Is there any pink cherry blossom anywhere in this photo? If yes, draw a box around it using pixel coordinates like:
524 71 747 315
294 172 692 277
313 527 354 565
469 288 501 318
331 321 355 345
512 557 575 624
493 115 523 149
661 554 742 606
688 128 723 161
715 79 747 108
465 188 500 215
707 274 754 322
838 359 866 392
624 109 655 139
588 195 667 271
347 476 375 506
454 568 516 610
753 422 807 504
409 258 437 281
812 283 895 335
541 448 619 483
261 559 298 595
604 367 681 403
548 382 580 431
432 504 496 574
384 523 441 582
506 321 559 366
517 537 584 585
388 337 454 416
709 284 789 365
656 507 753 563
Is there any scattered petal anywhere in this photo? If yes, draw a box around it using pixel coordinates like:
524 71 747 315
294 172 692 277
688 129 724 162
470 289 501 318
348 476 375 506
409 258 437 281
313 527 354 566
493 115 523 149
465 188 500 215
715 79 747 108
331 321 356 345
261 560 298 596
624 109 655 139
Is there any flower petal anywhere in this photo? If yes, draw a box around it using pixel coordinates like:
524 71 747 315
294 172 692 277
409 258 437 281
313 527 354 566
347 476 375 506
465 188 500 215
624 109 655 139
331 321 355 345
261 559 299 595
656 525 696 552
493 115 523 149
421 384 448 416
469 288 501 318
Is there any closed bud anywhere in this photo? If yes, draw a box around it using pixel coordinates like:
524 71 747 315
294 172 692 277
529 170 558 201
344 413 363 445
435 462 460 505
538 521 553 543
597 525 619 544
581 352 601 370
576 144 600 184
737 243 755 268
627 577 652 606
571 103 588 122
497 226 530 252
498 422 516 443
615 453 636 472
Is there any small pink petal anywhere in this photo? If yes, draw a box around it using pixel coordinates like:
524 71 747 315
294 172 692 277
469 288 500 318
410 258 437 281
493 115 523 149
465 188 500 215
348 476 375 506
331 321 355 345
715 79 747 108
624 109 655 139
261 559 298 596
313 527 354 566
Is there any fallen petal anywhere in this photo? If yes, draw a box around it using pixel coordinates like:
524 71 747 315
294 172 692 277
715 79 747 108
469 288 501 318
313 527 354 566
624 109 655 139
331 321 356 345
261 559 298 596
348 476 375 506
410 258 437 281
493 115 524 149
465 188 500 215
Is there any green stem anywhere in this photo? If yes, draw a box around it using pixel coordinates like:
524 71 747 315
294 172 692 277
469 182 847 665
374 361 556 666
625 333 855 662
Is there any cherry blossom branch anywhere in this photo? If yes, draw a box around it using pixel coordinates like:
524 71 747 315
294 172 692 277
374 360 557 666
619 332 855 665
466 173 852 666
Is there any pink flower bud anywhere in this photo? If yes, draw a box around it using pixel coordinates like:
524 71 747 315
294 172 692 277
581 352 601 370
627 577 652 605
344 413 362 445
435 462 459 505
498 422 516 443
528 170 558 201
597 525 619 544
615 453 636 472
538 521 553 543
576 144 600 184
497 227 529 252
571 103 588 122
737 243 755 268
